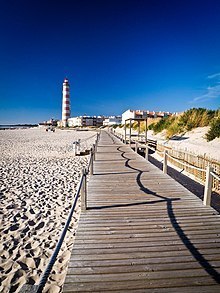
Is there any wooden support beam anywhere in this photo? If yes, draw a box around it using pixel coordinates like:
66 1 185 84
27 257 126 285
145 144 149 160
135 141 138 153
145 118 147 144
129 120 132 147
163 150 168 174
90 151 94 175
81 168 87 211
93 144 96 160
138 121 140 141
124 123 126 144
203 166 213 206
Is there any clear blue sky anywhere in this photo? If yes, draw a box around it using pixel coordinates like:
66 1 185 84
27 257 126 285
0 0 220 124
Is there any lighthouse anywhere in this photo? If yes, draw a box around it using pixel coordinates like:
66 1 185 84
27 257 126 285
62 78 71 127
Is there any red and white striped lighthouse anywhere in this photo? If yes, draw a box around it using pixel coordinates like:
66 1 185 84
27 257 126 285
62 78 71 127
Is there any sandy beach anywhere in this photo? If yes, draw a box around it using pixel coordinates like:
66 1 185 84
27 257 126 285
0 128 97 292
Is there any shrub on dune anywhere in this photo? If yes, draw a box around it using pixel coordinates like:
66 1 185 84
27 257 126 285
206 116 220 141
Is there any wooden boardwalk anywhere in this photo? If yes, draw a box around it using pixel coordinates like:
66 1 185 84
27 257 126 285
63 131 220 292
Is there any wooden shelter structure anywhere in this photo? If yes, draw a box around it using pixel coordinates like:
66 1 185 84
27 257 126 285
124 117 148 146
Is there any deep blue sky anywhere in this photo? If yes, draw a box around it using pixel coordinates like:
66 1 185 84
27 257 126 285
0 0 220 124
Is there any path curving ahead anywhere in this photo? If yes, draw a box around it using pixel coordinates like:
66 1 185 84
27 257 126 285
63 130 220 292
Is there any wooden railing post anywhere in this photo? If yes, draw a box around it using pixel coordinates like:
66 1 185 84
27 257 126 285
93 144 96 160
145 144 149 160
124 124 127 144
203 166 213 206
135 141 138 153
90 151 94 175
163 150 168 174
129 120 132 147
81 168 87 211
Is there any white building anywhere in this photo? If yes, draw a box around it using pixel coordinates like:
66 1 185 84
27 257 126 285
121 109 172 124
122 109 150 124
67 116 105 127
67 117 82 127
103 116 122 126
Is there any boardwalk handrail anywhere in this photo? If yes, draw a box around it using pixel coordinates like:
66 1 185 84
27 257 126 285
203 169 220 206
72 132 99 155
109 130 220 208
165 151 206 172
20 132 100 293
211 170 220 181
135 140 218 207
134 140 207 172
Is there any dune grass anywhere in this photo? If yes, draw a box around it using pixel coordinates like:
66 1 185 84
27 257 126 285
147 108 219 140
206 116 220 141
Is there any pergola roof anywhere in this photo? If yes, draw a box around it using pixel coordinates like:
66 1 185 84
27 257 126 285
125 117 148 122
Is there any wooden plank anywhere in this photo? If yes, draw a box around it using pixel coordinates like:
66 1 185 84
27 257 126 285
63 277 218 292
67 254 220 268
70 243 220 255
66 285 220 293
72 238 220 249
66 260 220 274
65 268 218 283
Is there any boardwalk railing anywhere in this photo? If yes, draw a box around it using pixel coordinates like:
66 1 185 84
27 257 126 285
113 129 157 149
112 128 220 193
110 130 220 207
156 143 220 194
21 132 100 293
72 132 98 155
204 167 220 206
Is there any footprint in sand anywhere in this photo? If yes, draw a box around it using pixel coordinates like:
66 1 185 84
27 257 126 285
21 214 28 220
33 258 41 268
30 208 35 214
28 220 35 226
6 204 15 209
17 261 29 271
25 243 32 250
11 275 27 292
35 221 45 230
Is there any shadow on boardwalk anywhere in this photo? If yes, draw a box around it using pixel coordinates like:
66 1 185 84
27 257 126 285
91 145 220 284
147 154 220 213
120 147 220 284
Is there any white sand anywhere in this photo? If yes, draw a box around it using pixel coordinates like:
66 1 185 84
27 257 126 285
0 128 97 292
114 126 220 162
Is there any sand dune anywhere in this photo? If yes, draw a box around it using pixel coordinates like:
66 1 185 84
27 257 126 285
0 128 96 292
114 126 220 161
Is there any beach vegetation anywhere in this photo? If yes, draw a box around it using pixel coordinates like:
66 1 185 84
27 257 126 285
142 108 219 140
178 108 215 131
116 108 219 141
132 121 139 130
111 124 118 129
118 124 124 128
206 116 220 141
148 116 176 134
